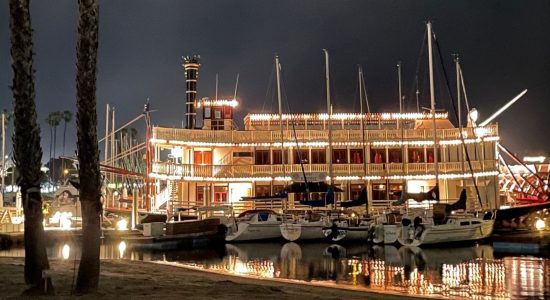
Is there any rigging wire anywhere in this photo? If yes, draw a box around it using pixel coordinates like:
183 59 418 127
281 69 311 200
409 28 427 113
261 64 276 113
432 29 484 208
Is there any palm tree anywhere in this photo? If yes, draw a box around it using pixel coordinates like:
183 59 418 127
51 111 62 160
74 0 101 294
61 110 73 156
45 112 61 182
45 113 55 165
61 110 73 178
9 0 52 292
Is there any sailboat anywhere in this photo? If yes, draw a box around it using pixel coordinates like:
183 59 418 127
318 55 375 242
226 55 289 242
396 22 495 247
280 50 336 242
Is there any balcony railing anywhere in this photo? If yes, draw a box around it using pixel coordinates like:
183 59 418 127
152 125 498 146
152 160 498 179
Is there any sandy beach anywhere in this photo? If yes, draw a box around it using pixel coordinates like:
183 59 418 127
0 257 421 300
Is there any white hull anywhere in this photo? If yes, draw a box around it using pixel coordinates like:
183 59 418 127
226 222 282 242
398 218 494 247
323 225 371 242
372 224 399 244
280 221 329 241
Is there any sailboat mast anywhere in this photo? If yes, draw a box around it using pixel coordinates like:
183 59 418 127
397 62 403 129
455 55 466 182
323 49 334 185
275 55 286 180
215 73 218 101
455 55 461 129
358 66 366 179
427 21 439 184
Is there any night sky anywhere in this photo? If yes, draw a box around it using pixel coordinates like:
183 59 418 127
1 1 549 162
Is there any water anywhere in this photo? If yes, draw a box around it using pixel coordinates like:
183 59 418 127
1 241 549 299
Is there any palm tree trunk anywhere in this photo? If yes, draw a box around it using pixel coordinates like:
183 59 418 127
74 0 101 294
52 125 57 182
9 0 52 292
49 125 52 170
62 121 67 180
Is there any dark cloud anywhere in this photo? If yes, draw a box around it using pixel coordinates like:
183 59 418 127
1 0 549 160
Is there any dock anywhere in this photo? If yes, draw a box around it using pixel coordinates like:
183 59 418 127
491 229 550 255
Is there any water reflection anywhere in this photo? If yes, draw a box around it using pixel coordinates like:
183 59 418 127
1 241 549 299
162 243 548 299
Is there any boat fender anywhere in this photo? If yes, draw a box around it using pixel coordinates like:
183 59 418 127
413 217 424 239
367 224 376 241
374 224 384 242
327 222 339 240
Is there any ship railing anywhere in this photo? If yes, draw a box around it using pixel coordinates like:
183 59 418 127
152 125 498 145
151 160 498 178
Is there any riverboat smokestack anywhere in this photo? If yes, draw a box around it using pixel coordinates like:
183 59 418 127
183 55 200 129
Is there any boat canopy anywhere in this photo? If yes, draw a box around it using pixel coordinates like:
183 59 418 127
299 186 335 207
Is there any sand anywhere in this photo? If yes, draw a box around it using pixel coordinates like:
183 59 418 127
0 257 418 300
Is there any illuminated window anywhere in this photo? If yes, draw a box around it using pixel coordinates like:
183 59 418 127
389 184 403 200
293 149 309 164
273 185 285 195
255 150 270 165
371 149 385 163
214 186 227 203
223 106 232 119
349 184 364 200
426 148 441 163
408 148 424 163
212 120 224 130
372 184 387 200
196 186 205 206
255 185 270 197
350 149 363 164
193 151 212 164
272 150 288 164
332 149 347 164
311 149 326 164
214 108 222 119
204 107 211 118
388 149 402 163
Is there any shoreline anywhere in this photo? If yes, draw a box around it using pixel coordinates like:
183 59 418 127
0 257 425 299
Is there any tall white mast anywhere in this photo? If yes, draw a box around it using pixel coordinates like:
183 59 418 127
215 73 219 101
104 104 110 164
397 62 403 129
323 49 333 185
358 66 366 178
427 22 439 185
275 55 286 181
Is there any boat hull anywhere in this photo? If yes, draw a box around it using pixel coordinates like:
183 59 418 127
280 221 330 241
372 224 398 244
226 222 282 242
398 219 494 247
323 225 371 242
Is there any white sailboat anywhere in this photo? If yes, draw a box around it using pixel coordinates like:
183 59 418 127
225 209 283 242
280 51 334 242
226 55 289 242
397 22 495 247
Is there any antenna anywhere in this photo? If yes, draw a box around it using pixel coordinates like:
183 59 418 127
233 73 240 101
215 73 219 101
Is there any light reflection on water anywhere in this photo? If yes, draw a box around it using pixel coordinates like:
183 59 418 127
1 242 549 299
